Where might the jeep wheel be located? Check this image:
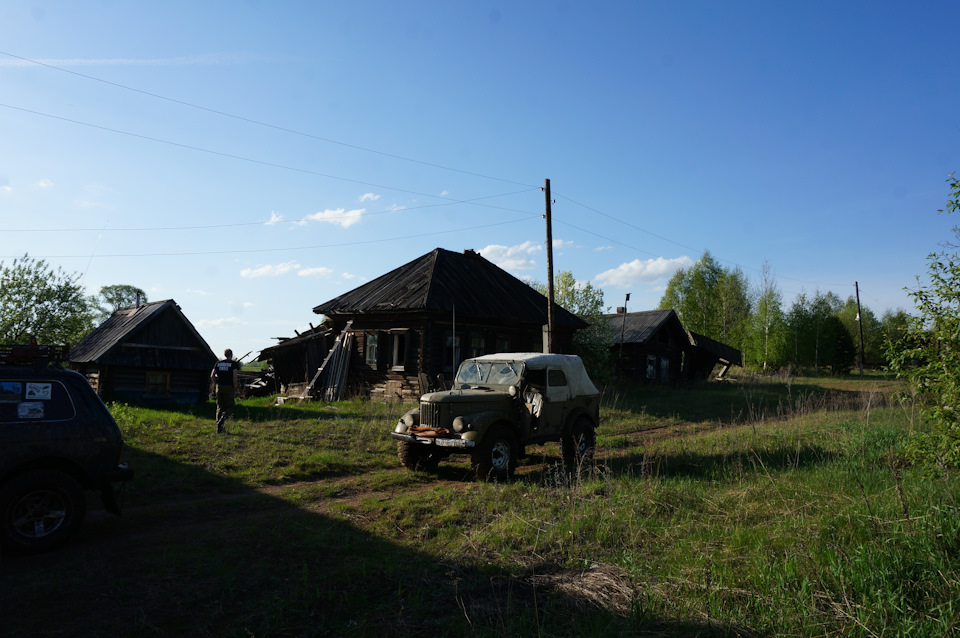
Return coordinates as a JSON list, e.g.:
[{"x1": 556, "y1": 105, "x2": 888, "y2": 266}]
[
  {"x1": 1, "y1": 469, "x2": 86, "y2": 553},
  {"x1": 562, "y1": 416, "x2": 596, "y2": 467},
  {"x1": 397, "y1": 441, "x2": 442, "y2": 471},
  {"x1": 472, "y1": 424, "x2": 517, "y2": 482}
]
